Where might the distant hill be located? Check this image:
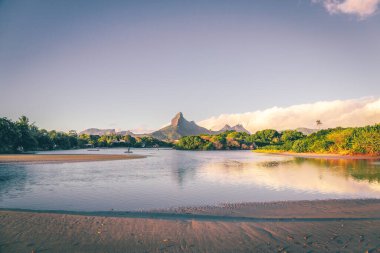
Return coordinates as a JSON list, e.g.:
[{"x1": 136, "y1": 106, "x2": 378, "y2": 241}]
[
  {"x1": 117, "y1": 130, "x2": 136, "y2": 136},
  {"x1": 296, "y1": 127, "x2": 319, "y2": 135},
  {"x1": 79, "y1": 128, "x2": 116, "y2": 136},
  {"x1": 216, "y1": 124, "x2": 250, "y2": 134},
  {"x1": 79, "y1": 128, "x2": 142, "y2": 137},
  {"x1": 151, "y1": 112, "x2": 213, "y2": 141}
]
